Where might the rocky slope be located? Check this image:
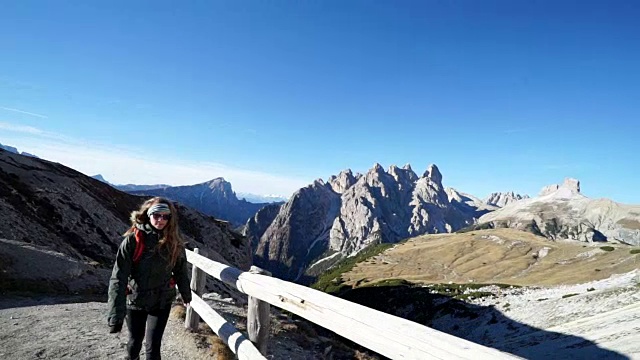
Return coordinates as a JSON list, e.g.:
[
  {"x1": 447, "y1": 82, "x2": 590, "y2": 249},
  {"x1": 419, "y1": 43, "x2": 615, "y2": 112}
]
[
  {"x1": 0, "y1": 148, "x2": 251, "y2": 295},
  {"x1": 477, "y1": 178, "x2": 640, "y2": 246},
  {"x1": 243, "y1": 203, "x2": 282, "y2": 251},
  {"x1": 130, "y1": 178, "x2": 270, "y2": 226},
  {"x1": 335, "y1": 228, "x2": 640, "y2": 358},
  {"x1": 249, "y1": 163, "x2": 487, "y2": 283}
]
